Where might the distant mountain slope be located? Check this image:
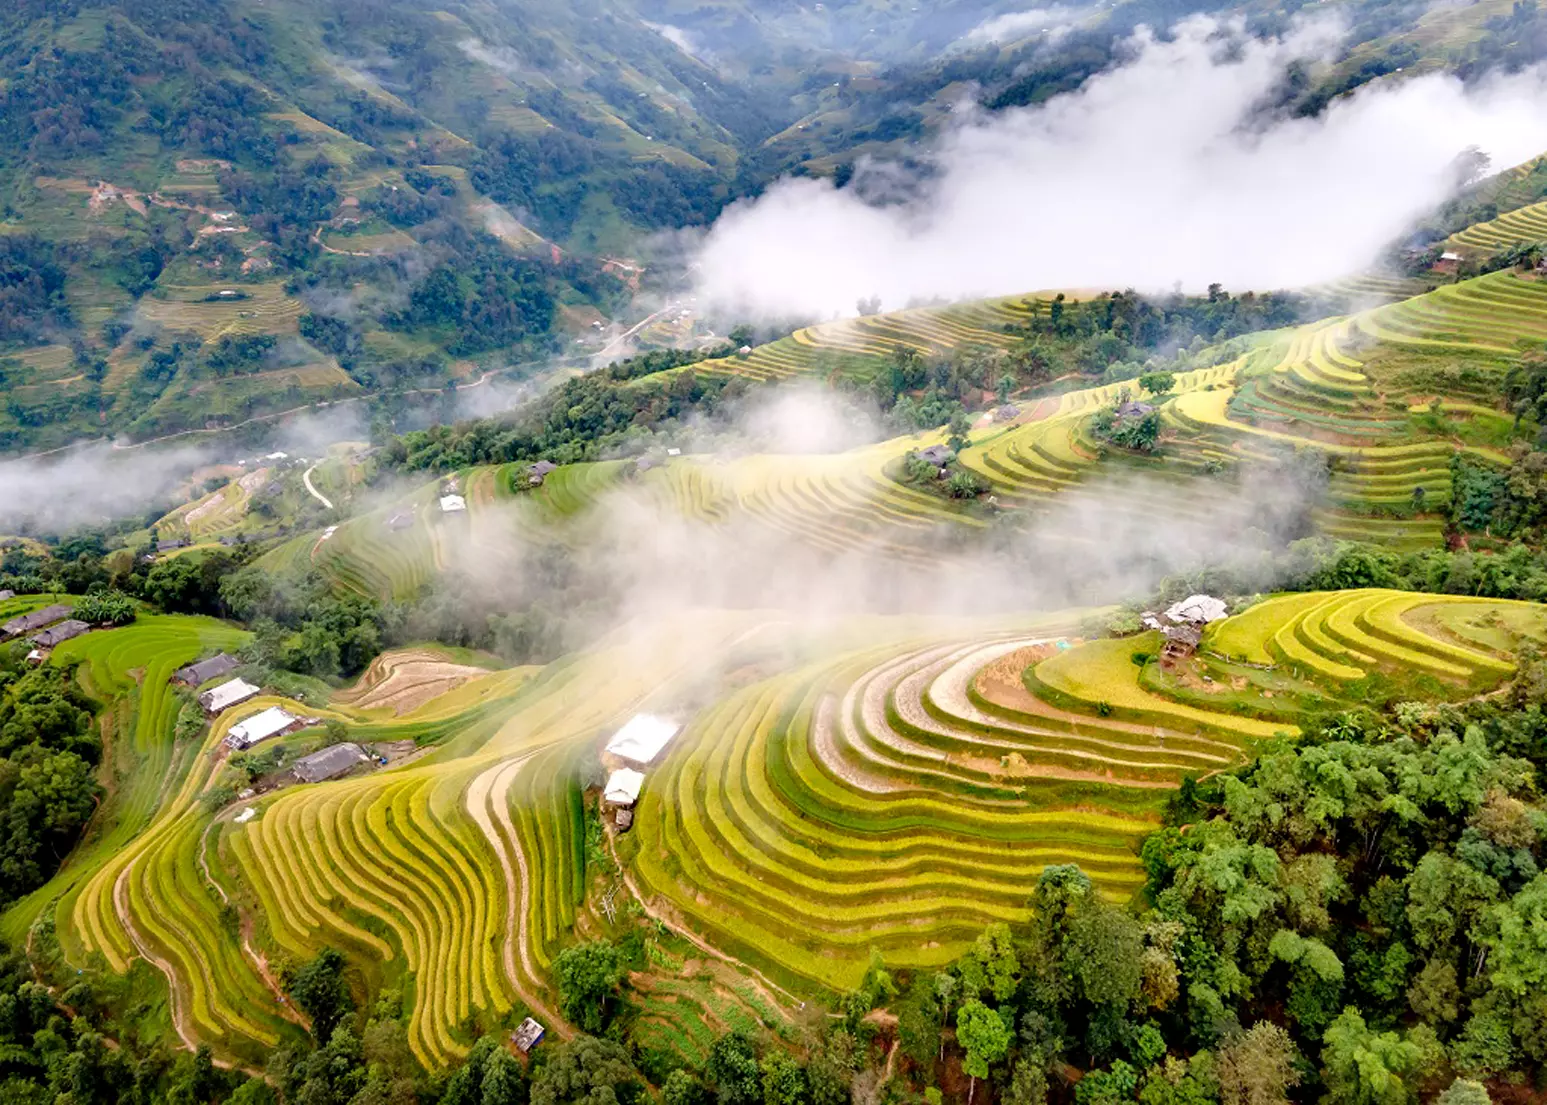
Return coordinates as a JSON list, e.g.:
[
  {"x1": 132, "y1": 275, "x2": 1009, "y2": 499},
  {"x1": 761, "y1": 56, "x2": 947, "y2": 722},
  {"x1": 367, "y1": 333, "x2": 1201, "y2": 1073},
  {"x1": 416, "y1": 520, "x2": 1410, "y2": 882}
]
[{"x1": 0, "y1": 0, "x2": 810, "y2": 451}]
